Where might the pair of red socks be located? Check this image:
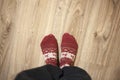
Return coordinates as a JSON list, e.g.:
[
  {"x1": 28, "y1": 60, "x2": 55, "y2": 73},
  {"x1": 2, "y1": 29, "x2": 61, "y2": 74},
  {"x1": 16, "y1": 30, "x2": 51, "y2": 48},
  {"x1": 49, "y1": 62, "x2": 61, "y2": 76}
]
[{"x1": 40, "y1": 33, "x2": 78, "y2": 68}]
